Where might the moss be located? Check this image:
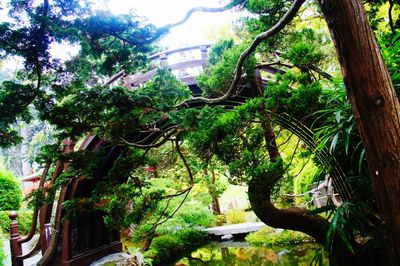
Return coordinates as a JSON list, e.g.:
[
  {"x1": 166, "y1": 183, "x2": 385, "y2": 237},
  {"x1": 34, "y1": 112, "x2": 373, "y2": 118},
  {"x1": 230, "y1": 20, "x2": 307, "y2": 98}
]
[{"x1": 246, "y1": 226, "x2": 313, "y2": 246}]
